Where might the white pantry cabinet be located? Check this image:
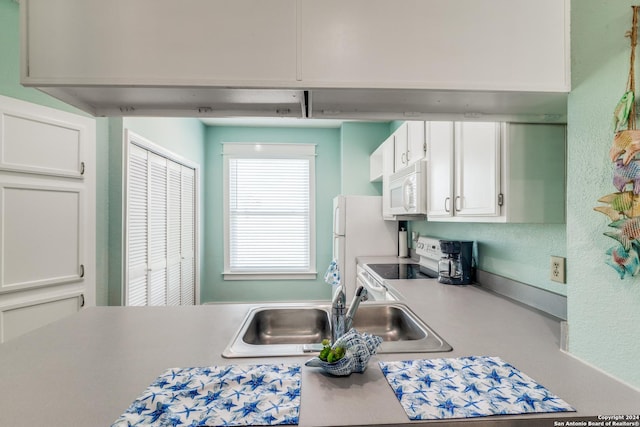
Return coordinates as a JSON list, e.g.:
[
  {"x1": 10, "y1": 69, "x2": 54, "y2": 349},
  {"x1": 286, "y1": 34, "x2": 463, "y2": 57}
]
[
  {"x1": 426, "y1": 122, "x2": 566, "y2": 223},
  {"x1": 0, "y1": 95, "x2": 95, "y2": 342}
]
